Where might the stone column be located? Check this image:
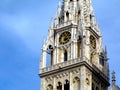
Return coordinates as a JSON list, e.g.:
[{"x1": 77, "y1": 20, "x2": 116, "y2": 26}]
[
  {"x1": 62, "y1": 81, "x2": 64, "y2": 90},
  {"x1": 71, "y1": 28, "x2": 74, "y2": 59},
  {"x1": 53, "y1": 47, "x2": 57, "y2": 65},
  {"x1": 41, "y1": 78, "x2": 46, "y2": 90},
  {"x1": 42, "y1": 50, "x2": 46, "y2": 68},
  {"x1": 40, "y1": 78, "x2": 43, "y2": 90},
  {"x1": 56, "y1": 34, "x2": 59, "y2": 64},
  {"x1": 53, "y1": 77, "x2": 56, "y2": 90},
  {"x1": 73, "y1": 42, "x2": 76, "y2": 59},
  {"x1": 40, "y1": 54, "x2": 43, "y2": 69},
  {"x1": 80, "y1": 66, "x2": 86, "y2": 90},
  {"x1": 70, "y1": 72, "x2": 73, "y2": 90},
  {"x1": 89, "y1": 74, "x2": 92, "y2": 90}
]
